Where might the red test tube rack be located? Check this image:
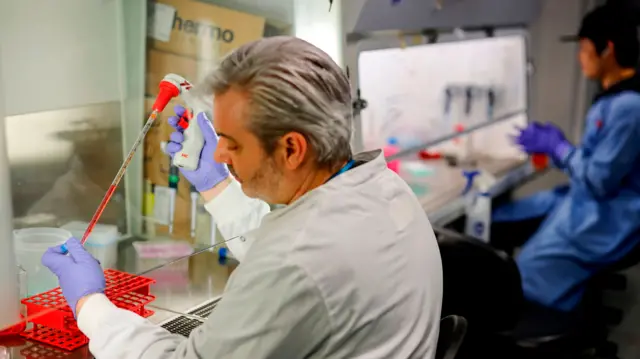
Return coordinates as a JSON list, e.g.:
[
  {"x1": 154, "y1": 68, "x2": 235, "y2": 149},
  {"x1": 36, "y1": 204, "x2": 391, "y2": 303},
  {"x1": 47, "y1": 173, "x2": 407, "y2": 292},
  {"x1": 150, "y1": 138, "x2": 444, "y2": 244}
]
[{"x1": 19, "y1": 269, "x2": 156, "y2": 351}]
